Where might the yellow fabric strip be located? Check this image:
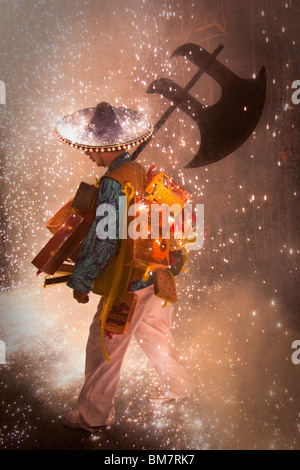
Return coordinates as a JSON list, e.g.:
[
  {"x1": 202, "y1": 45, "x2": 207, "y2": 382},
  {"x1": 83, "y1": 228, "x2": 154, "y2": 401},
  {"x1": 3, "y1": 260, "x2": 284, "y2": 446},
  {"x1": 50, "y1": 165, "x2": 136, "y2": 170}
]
[{"x1": 98, "y1": 182, "x2": 135, "y2": 361}]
